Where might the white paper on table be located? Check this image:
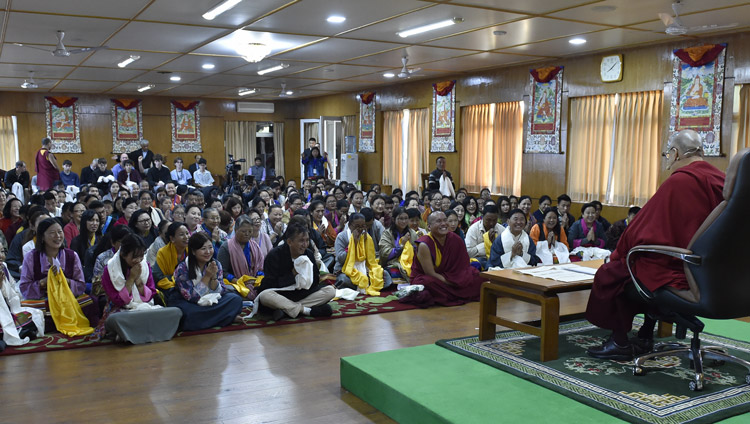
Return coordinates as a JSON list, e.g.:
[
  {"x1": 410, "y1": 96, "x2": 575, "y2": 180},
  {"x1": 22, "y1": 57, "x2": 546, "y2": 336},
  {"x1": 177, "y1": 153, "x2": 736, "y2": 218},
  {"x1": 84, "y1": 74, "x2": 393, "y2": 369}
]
[{"x1": 513, "y1": 265, "x2": 594, "y2": 283}]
